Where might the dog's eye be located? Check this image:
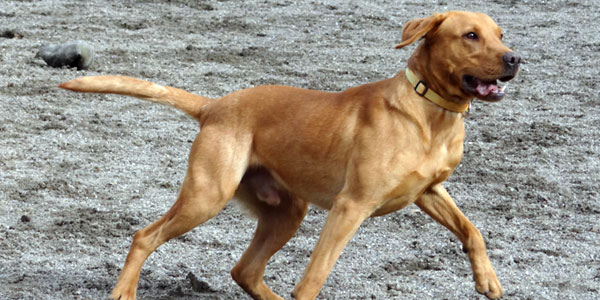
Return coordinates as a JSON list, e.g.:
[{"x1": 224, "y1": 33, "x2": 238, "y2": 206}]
[{"x1": 464, "y1": 32, "x2": 478, "y2": 40}]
